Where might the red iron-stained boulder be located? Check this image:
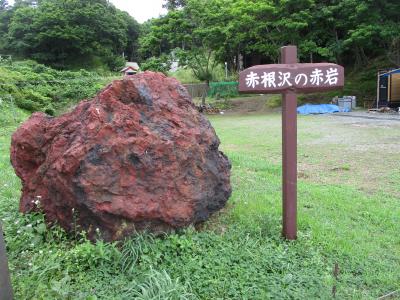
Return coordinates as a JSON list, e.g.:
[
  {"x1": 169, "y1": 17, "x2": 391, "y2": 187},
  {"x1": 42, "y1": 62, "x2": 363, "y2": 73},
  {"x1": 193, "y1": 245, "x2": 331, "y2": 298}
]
[{"x1": 10, "y1": 72, "x2": 231, "y2": 241}]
